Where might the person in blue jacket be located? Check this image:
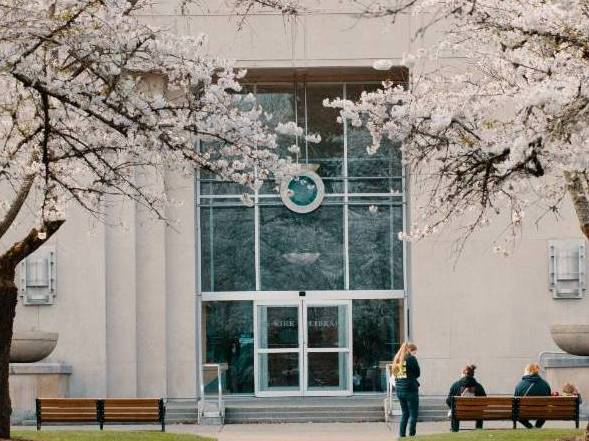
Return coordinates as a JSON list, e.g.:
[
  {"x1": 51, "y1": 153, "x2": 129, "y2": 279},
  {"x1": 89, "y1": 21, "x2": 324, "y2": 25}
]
[
  {"x1": 514, "y1": 363, "x2": 552, "y2": 429},
  {"x1": 391, "y1": 342, "x2": 420, "y2": 437}
]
